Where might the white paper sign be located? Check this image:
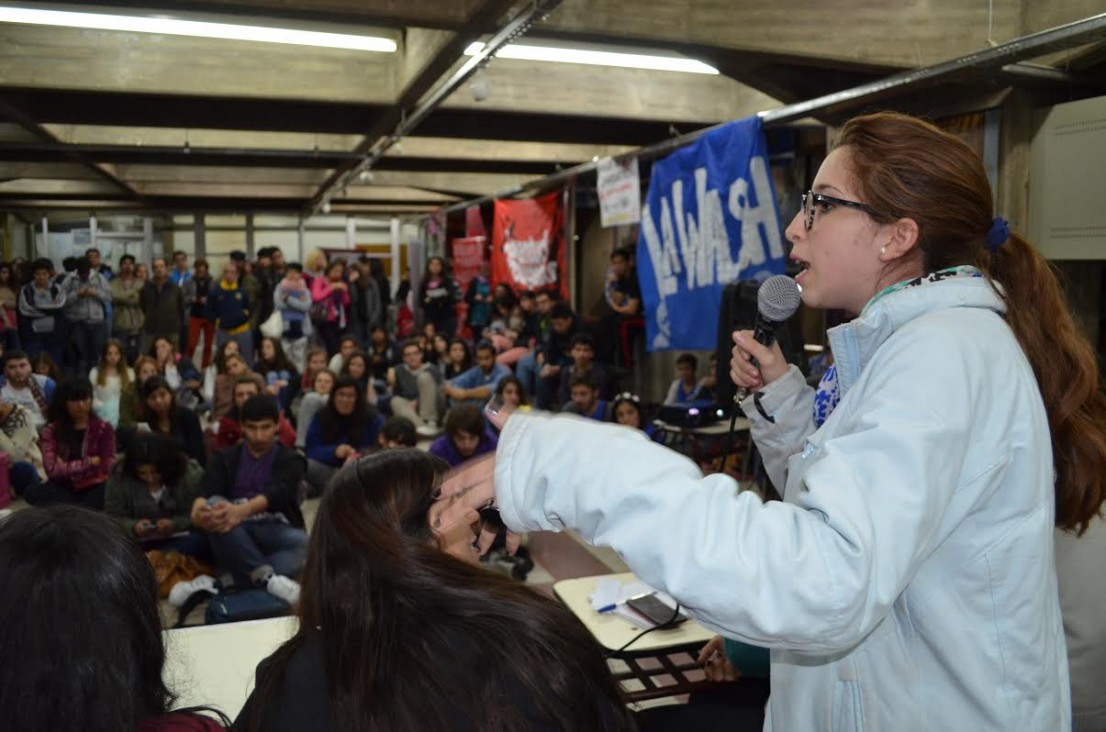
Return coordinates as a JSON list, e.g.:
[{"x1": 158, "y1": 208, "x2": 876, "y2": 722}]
[{"x1": 597, "y1": 156, "x2": 641, "y2": 228}]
